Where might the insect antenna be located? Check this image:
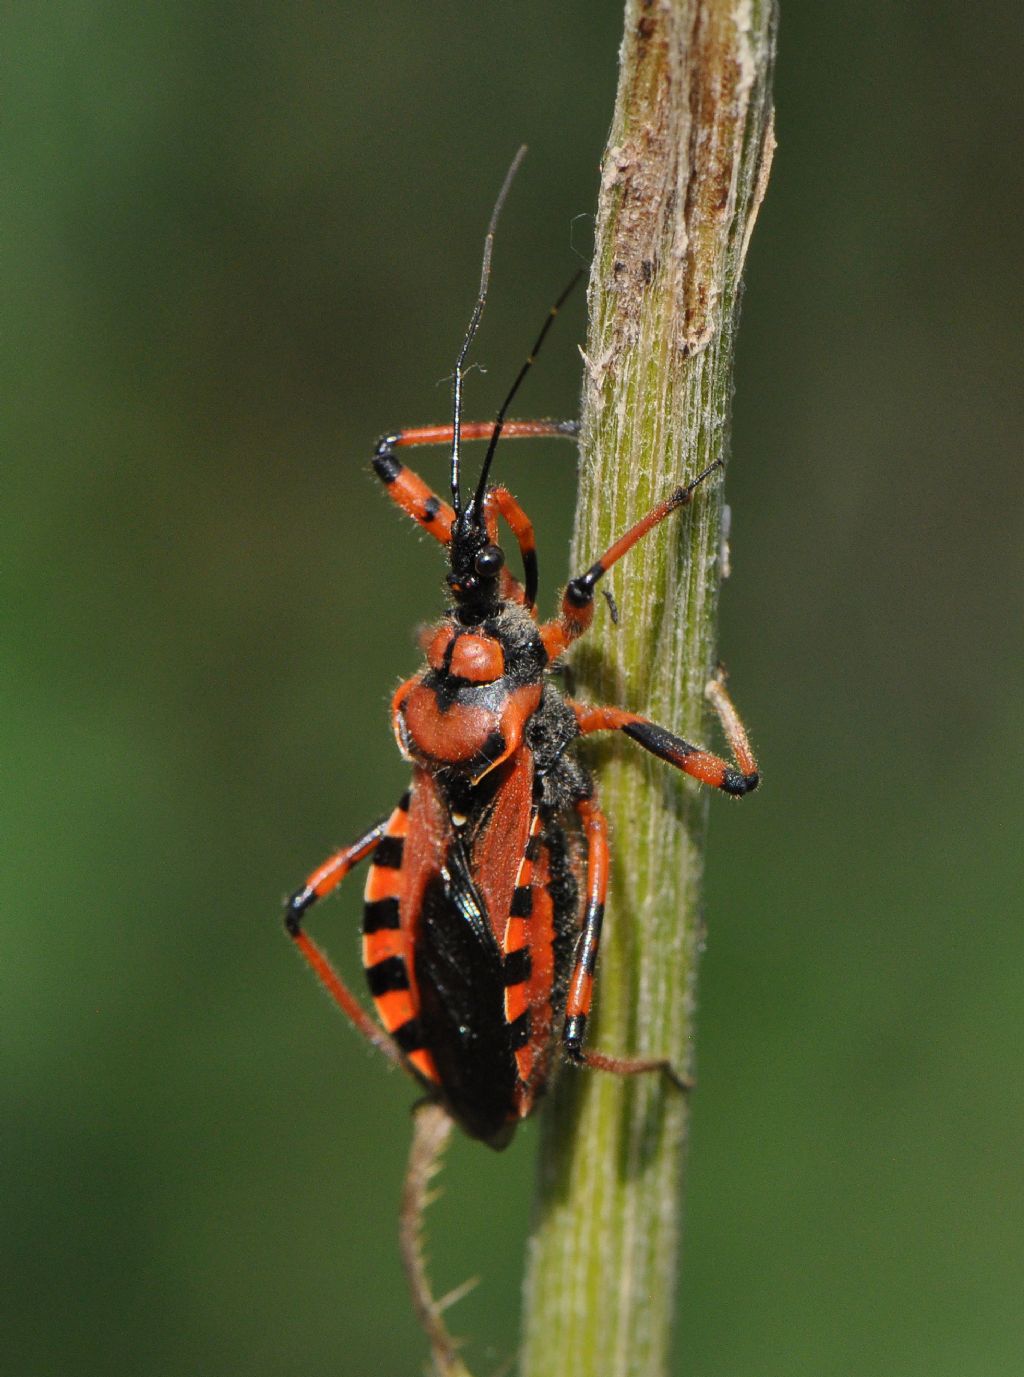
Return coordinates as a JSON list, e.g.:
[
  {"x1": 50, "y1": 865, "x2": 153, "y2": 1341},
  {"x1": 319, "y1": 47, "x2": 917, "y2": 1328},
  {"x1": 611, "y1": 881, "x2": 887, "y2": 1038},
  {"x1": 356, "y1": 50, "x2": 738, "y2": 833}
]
[
  {"x1": 470, "y1": 267, "x2": 585, "y2": 516},
  {"x1": 450, "y1": 145, "x2": 528, "y2": 517}
]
